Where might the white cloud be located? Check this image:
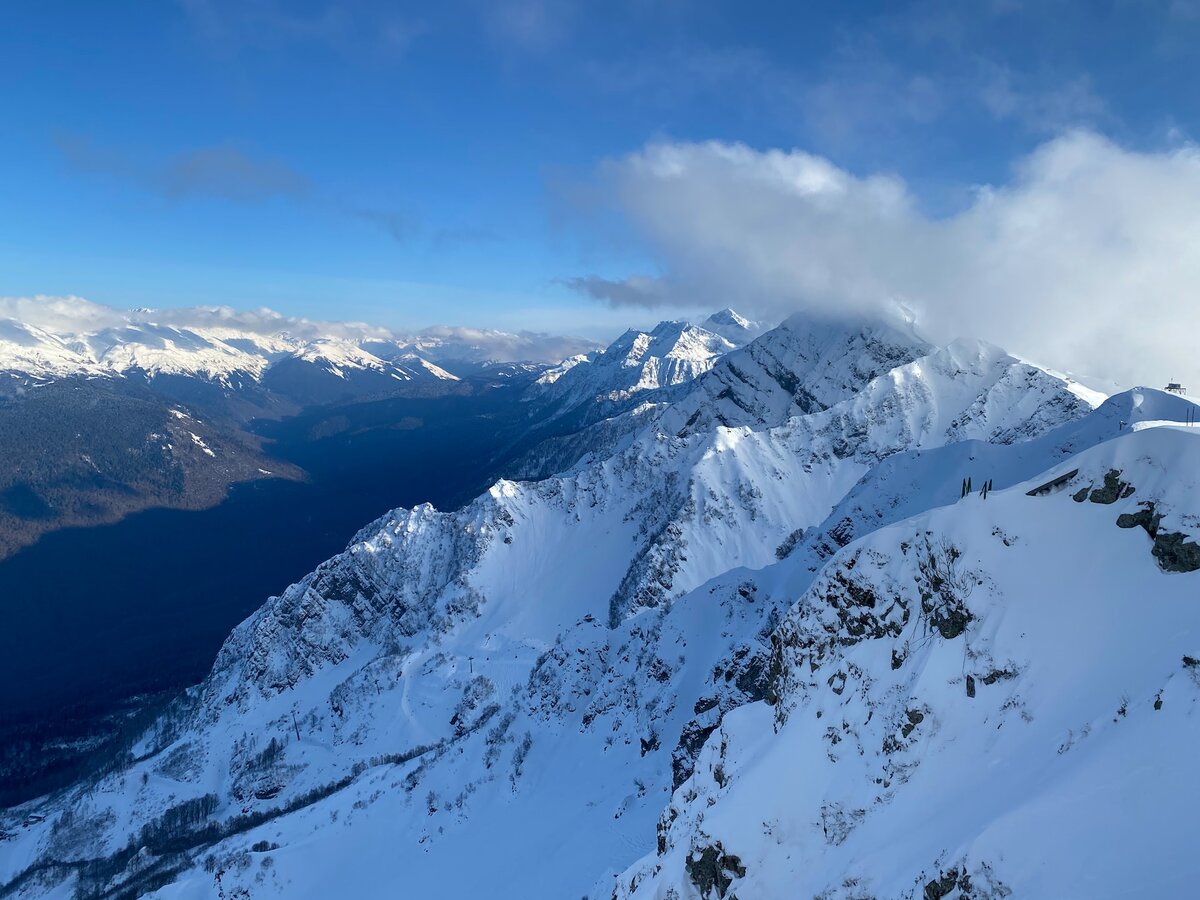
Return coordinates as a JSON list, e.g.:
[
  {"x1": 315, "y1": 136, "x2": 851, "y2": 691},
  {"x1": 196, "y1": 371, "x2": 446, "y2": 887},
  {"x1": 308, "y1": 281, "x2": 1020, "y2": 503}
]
[
  {"x1": 0, "y1": 296, "x2": 128, "y2": 333},
  {"x1": 410, "y1": 324, "x2": 600, "y2": 364},
  {"x1": 0, "y1": 295, "x2": 391, "y2": 341},
  {"x1": 572, "y1": 131, "x2": 1200, "y2": 386}
]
